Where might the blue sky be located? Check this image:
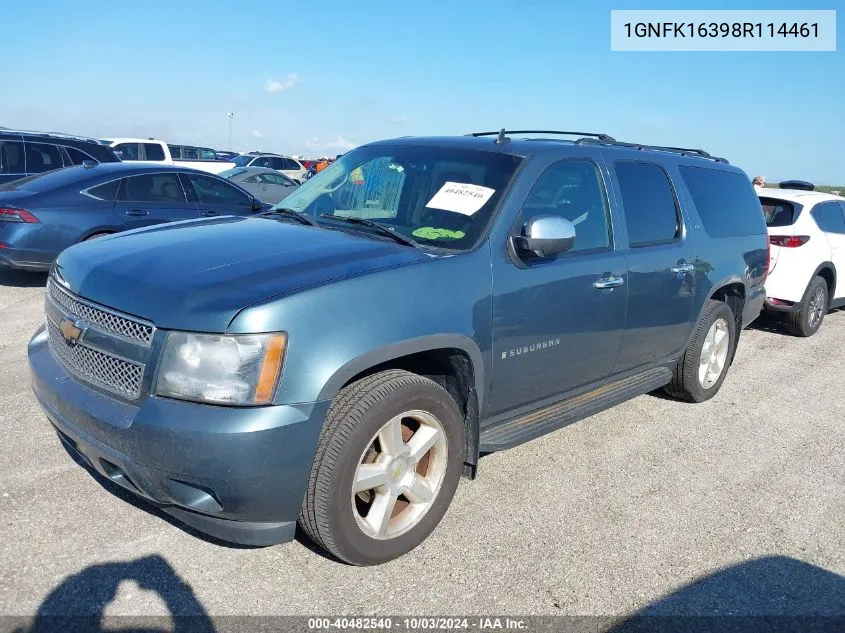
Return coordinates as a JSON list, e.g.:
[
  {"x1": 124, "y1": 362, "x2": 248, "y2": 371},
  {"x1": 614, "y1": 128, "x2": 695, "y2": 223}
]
[{"x1": 2, "y1": 0, "x2": 842, "y2": 182}]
